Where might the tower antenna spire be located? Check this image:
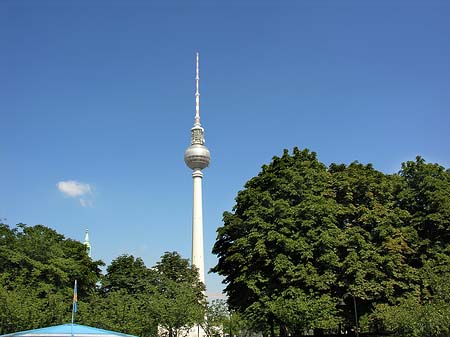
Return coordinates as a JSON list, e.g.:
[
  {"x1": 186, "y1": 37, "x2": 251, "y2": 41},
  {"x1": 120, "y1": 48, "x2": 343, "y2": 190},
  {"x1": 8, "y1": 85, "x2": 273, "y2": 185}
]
[{"x1": 195, "y1": 51, "x2": 200, "y2": 126}]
